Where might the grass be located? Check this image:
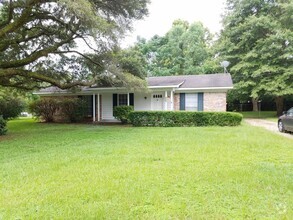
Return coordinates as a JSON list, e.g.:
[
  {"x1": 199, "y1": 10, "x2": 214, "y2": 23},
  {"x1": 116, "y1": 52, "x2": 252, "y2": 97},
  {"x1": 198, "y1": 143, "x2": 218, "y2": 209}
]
[
  {"x1": 240, "y1": 111, "x2": 278, "y2": 122},
  {"x1": 1, "y1": 118, "x2": 292, "y2": 219}
]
